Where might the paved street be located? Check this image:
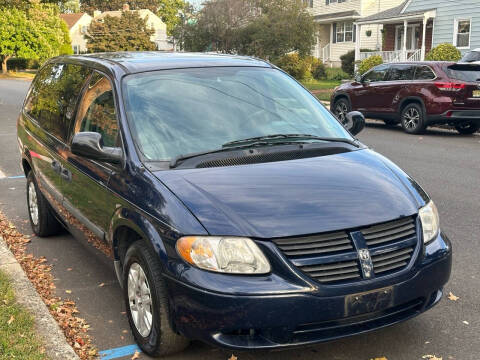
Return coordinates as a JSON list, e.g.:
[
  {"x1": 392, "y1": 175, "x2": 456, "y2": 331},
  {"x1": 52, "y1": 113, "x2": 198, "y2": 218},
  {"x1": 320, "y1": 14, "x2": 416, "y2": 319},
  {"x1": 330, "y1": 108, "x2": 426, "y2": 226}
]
[{"x1": 0, "y1": 78, "x2": 479, "y2": 360}]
